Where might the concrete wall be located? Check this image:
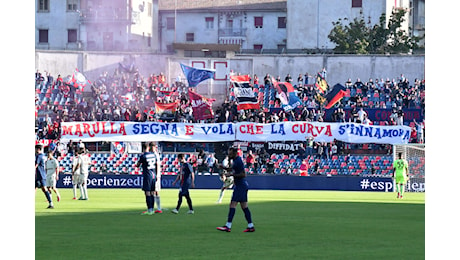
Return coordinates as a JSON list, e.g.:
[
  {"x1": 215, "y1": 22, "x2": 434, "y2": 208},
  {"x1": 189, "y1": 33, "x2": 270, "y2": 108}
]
[
  {"x1": 35, "y1": 51, "x2": 169, "y2": 82},
  {"x1": 36, "y1": 51, "x2": 424, "y2": 106}
]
